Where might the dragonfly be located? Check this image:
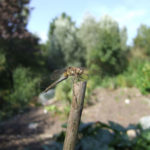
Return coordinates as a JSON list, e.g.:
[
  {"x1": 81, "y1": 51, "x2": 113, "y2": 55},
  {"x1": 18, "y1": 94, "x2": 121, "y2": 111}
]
[{"x1": 44, "y1": 67, "x2": 88, "y2": 92}]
